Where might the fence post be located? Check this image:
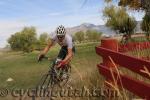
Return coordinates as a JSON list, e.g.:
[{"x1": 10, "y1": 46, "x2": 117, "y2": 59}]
[
  {"x1": 99, "y1": 38, "x2": 119, "y2": 99},
  {"x1": 101, "y1": 38, "x2": 118, "y2": 68}
]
